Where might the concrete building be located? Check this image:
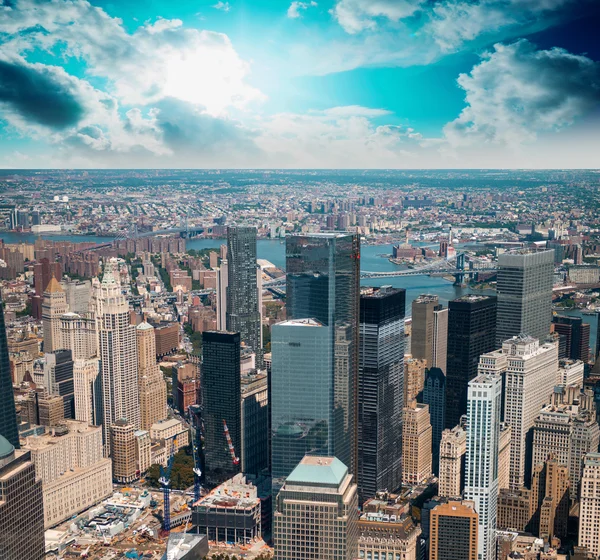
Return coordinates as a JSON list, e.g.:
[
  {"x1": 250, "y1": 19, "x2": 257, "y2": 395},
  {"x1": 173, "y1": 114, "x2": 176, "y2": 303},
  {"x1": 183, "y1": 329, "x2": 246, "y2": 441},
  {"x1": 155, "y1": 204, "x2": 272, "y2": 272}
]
[
  {"x1": 404, "y1": 357, "x2": 426, "y2": 407},
  {"x1": 110, "y1": 419, "x2": 137, "y2": 483},
  {"x1": 532, "y1": 385, "x2": 599, "y2": 499},
  {"x1": 429, "y1": 500, "x2": 478, "y2": 560},
  {"x1": 497, "y1": 488, "x2": 532, "y2": 532},
  {"x1": 402, "y1": 401, "x2": 432, "y2": 485},
  {"x1": 172, "y1": 361, "x2": 199, "y2": 415},
  {"x1": 23, "y1": 421, "x2": 112, "y2": 528},
  {"x1": 358, "y1": 509, "x2": 421, "y2": 560},
  {"x1": 273, "y1": 456, "x2": 359, "y2": 560},
  {"x1": 433, "y1": 305, "x2": 448, "y2": 372},
  {"x1": 153, "y1": 322, "x2": 180, "y2": 357},
  {"x1": 530, "y1": 459, "x2": 569, "y2": 541},
  {"x1": 358, "y1": 286, "x2": 405, "y2": 499},
  {"x1": 496, "y1": 249, "x2": 554, "y2": 347},
  {"x1": 135, "y1": 430, "x2": 152, "y2": 475},
  {"x1": 0, "y1": 435, "x2": 45, "y2": 560},
  {"x1": 60, "y1": 278, "x2": 91, "y2": 314},
  {"x1": 150, "y1": 418, "x2": 189, "y2": 454},
  {"x1": 503, "y1": 335, "x2": 558, "y2": 488},
  {"x1": 42, "y1": 276, "x2": 68, "y2": 353},
  {"x1": 38, "y1": 393, "x2": 65, "y2": 427},
  {"x1": 94, "y1": 264, "x2": 140, "y2": 453},
  {"x1": 498, "y1": 423, "x2": 512, "y2": 491},
  {"x1": 465, "y1": 373, "x2": 502, "y2": 560},
  {"x1": 136, "y1": 322, "x2": 167, "y2": 430},
  {"x1": 438, "y1": 425, "x2": 466, "y2": 498},
  {"x1": 557, "y1": 358, "x2": 585, "y2": 386},
  {"x1": 60, "y1": 311, "x2": 97, "y2": 361},
  {"x1": 73, "y1": 357, "x2": 101, "y2": 425},
  {"x1": 192, "y1": 473, "x2": 261, "y2": 544},
  {"x1": 411, "y1": 294, "x2": 440, "y2": 367},
  {"x1": 579, "y1": 453, "x2": 600, "y2": 557}
]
